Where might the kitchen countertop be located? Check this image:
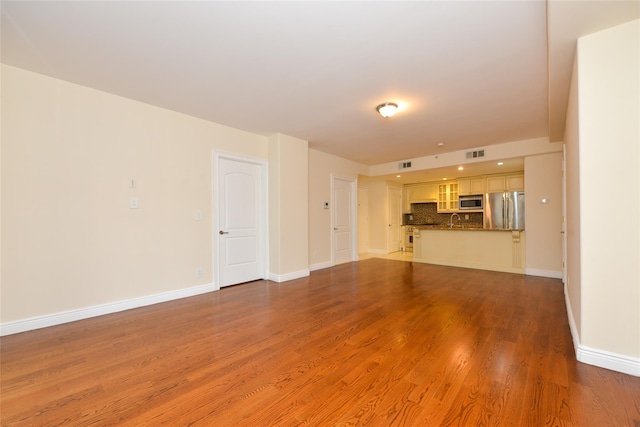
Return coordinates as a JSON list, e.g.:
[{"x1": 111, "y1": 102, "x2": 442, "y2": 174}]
[{"x1": 412, "y1": 225, "x2": 524, "y2": 231}]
